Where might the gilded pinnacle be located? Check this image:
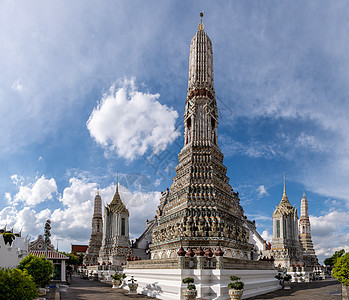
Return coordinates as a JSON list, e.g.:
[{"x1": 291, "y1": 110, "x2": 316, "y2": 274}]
[{"x1": 198, "y1": 12, "x2": 204, "y2": 30}]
